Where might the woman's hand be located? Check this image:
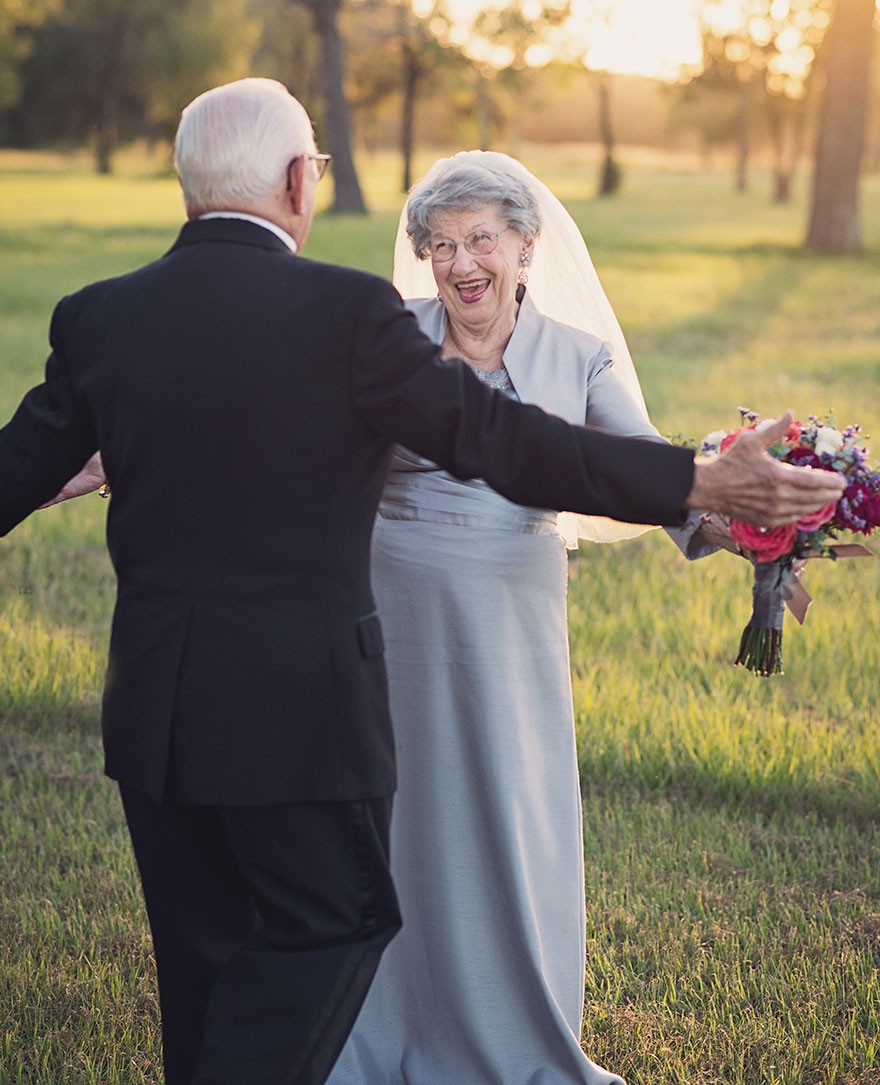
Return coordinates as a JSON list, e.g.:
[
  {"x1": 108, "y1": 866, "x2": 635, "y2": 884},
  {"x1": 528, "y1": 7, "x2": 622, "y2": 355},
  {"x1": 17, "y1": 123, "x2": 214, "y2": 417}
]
[{"x1": 39, "y1": 452, "x2": 107, "y2": 508}]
